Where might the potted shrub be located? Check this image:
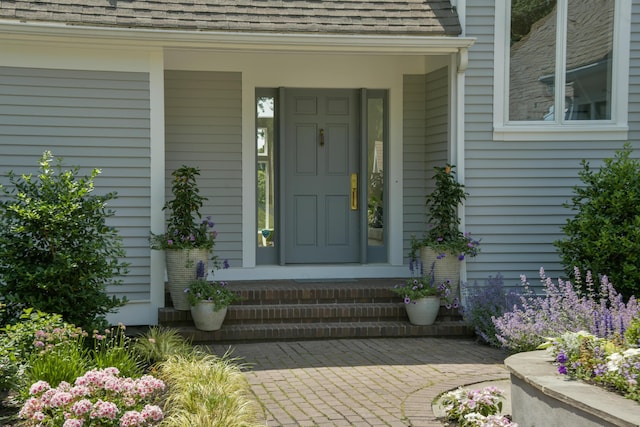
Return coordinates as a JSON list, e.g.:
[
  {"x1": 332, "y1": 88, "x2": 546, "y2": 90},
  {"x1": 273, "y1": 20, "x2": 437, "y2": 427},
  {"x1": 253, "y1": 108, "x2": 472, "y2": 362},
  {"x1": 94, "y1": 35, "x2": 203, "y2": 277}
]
[
  {"x1": 410, "y1": 164, "x2": 480, "y2": 294},
  {"x1": 186, "y1": 261, "x2": 240, "y2": 331},
  {"x1": 391, "y1": 261, "x2": 458, "y2": 326},
  {"x1": 150, "y1": 165, "x2": 217, "y2": 310}
]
